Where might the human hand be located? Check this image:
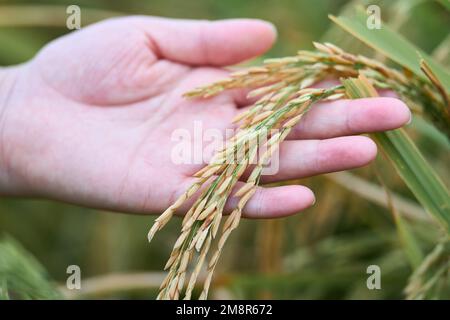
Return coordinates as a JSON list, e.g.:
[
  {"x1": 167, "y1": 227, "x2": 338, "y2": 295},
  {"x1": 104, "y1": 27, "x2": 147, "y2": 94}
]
[{"x1": 0, "y1": 16, "x2": 411, "y2": 218}]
